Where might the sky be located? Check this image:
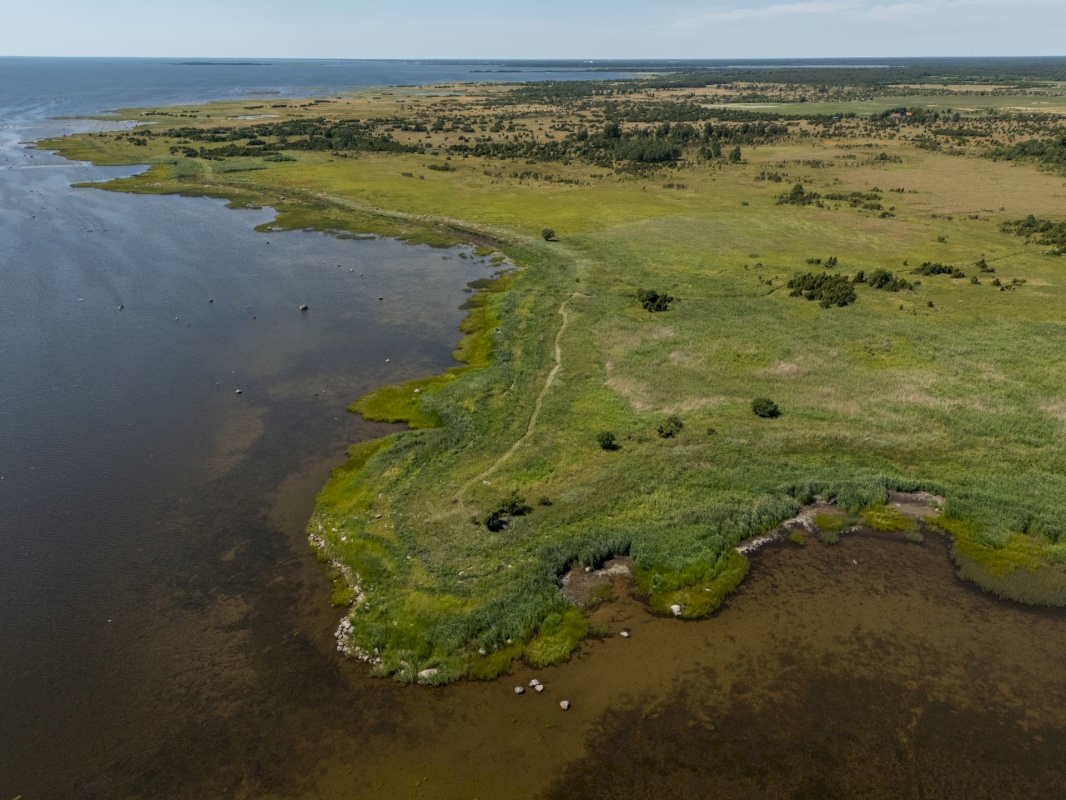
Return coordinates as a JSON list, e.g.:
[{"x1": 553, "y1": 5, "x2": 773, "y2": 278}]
[{"x1": 1, "y1": 0, "x2": 1063, "y2": 59}]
